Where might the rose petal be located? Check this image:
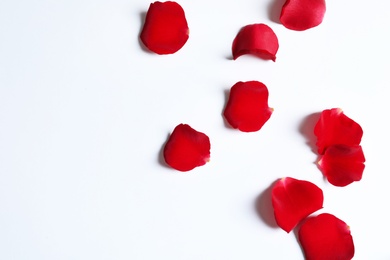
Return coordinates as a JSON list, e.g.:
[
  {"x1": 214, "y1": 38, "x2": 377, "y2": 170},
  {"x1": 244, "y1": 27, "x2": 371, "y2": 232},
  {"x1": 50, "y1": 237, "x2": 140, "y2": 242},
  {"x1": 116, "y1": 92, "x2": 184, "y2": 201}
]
[
  {"x1": 271, "y1": 177, "x2": 324, "y2": 233},
  {"x1": 318, "y1": 144, "x2": 365, "y2": 187},
  {"x1": 232, "y1": 24, "x2": 279, "y2": 61},
  {"x1": 140, "y1": 1, "x2": 189, "y2": 55},
  {"x1": 280, "y1": 0, "x2": 326, "y2": 31},
  {"x1": 223, "y1": 81, "x2": 273, "y2": 132},
  {"x1": 163, "y1": 124, "x2": 210, "y2": 172},
  {"x1": 299, "y1": 213, "x2": 355, "y2": 260},
  {"x1": 314, "y1": 108, "x2": 363, "y2": 155}
]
